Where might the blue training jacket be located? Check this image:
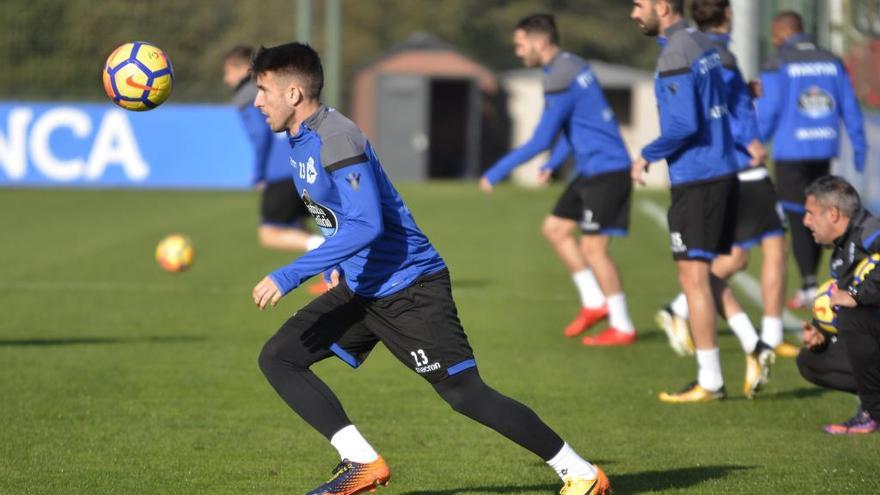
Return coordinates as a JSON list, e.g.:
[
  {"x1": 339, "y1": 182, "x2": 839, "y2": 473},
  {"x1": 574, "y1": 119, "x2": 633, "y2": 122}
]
[
  {"x1": 756, "y1": 34, "x2": 867, "y2": 171},
  {"x1": 233, "y1": 79, "x2": 294, "y2": 184},
  {"x1": 641, "y1": 21, "x2": 738, "y2": 186},
  {"x1": 483, "y1": 51, "x2": 630, "y2": 184},
  {"x1": 708, "y1": 33, "x2": 760, "y2": 170},
  {"x1": 268, "y1": 105, "x2": 447, "y2": 298}
]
